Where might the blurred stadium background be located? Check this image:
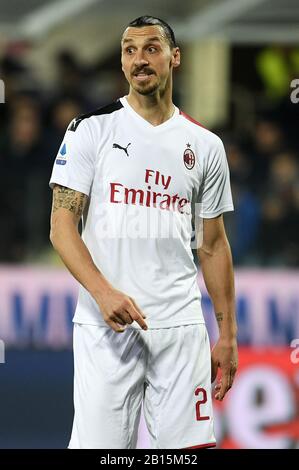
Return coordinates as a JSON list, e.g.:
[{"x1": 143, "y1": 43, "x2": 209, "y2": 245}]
[{"x1": 0, "y1": 0, "x2": 298, "y2": 449}]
